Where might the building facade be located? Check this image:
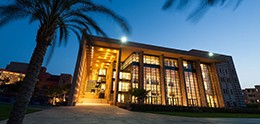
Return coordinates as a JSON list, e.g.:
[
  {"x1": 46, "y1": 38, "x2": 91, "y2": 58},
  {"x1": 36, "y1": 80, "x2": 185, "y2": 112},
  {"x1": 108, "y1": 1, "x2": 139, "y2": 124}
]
[
  {"x1": 242, "y1": 85, "x2": 260, "y2": 104},
  {"x1": 68, "y1": 36, "x2": 245, "y2": 108},
  {"x1": 1, "y1": 62, "x2": 72, "y2": 91}
]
